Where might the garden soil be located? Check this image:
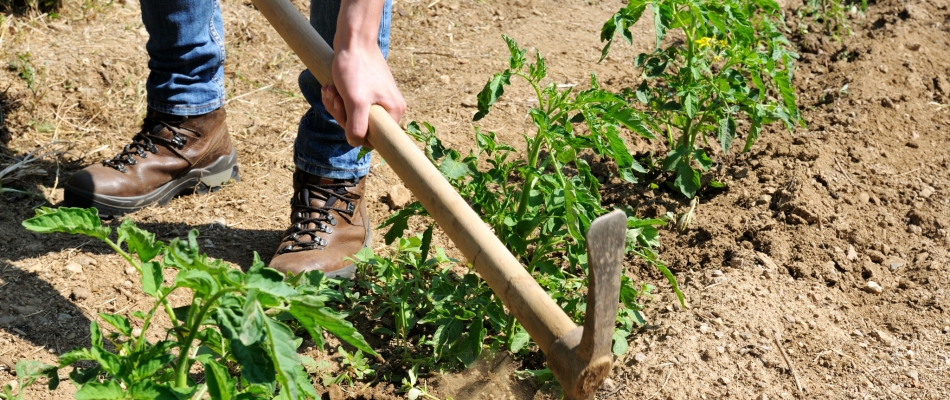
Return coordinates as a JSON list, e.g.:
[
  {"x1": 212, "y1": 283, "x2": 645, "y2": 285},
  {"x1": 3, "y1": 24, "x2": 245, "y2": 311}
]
[{"x1": 1, "y1": 0, "x2": 949, "y2": 398}]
